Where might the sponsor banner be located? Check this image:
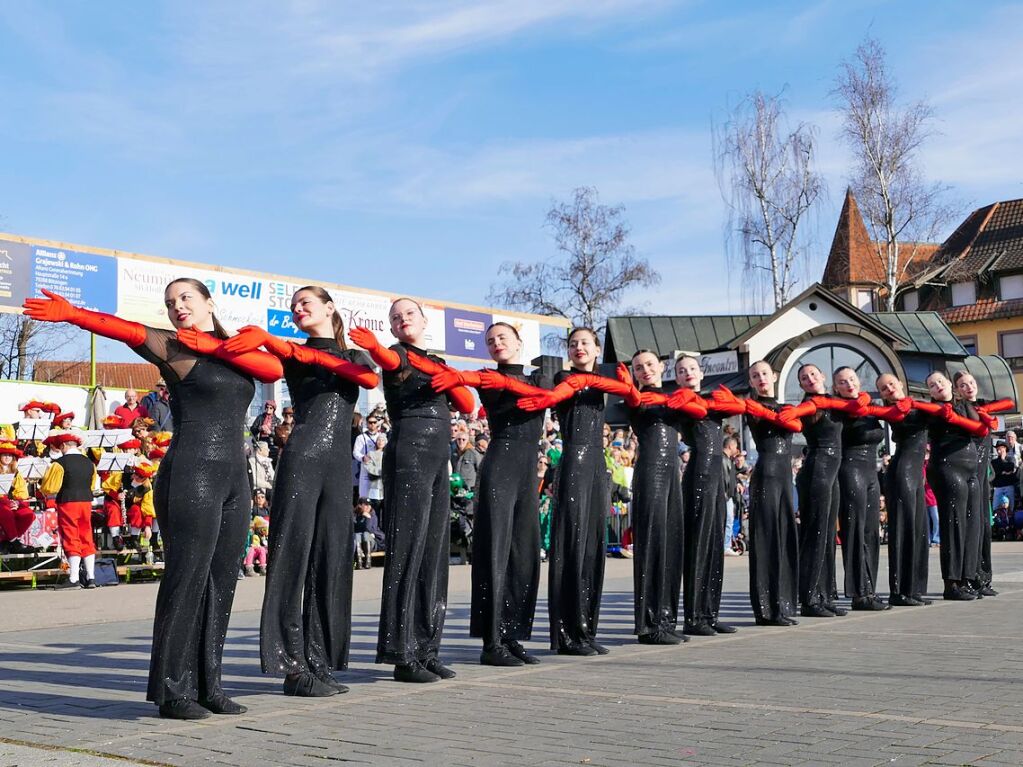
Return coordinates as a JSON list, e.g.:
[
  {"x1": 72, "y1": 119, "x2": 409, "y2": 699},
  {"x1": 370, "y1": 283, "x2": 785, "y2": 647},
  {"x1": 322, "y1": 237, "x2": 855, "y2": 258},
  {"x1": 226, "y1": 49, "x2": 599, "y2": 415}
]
[
  {"x1": 266, "y1": 308, "x2": 307, "y2": 339},
  {"x1": 422, "y1": 303, "x2": 446, "y2": 355},
  {"x1": 492, "y1": 313, "x2": 542, "y2": 363},
  {"x1": 0, "y1": 239, "x2": 33, "y2": 307},
  {"x1": 30, "y1": 244, "x2": 117, "y2": 313},
  {"x1": 445, "y1": 307, "x2": 491, "y2": 360}
]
